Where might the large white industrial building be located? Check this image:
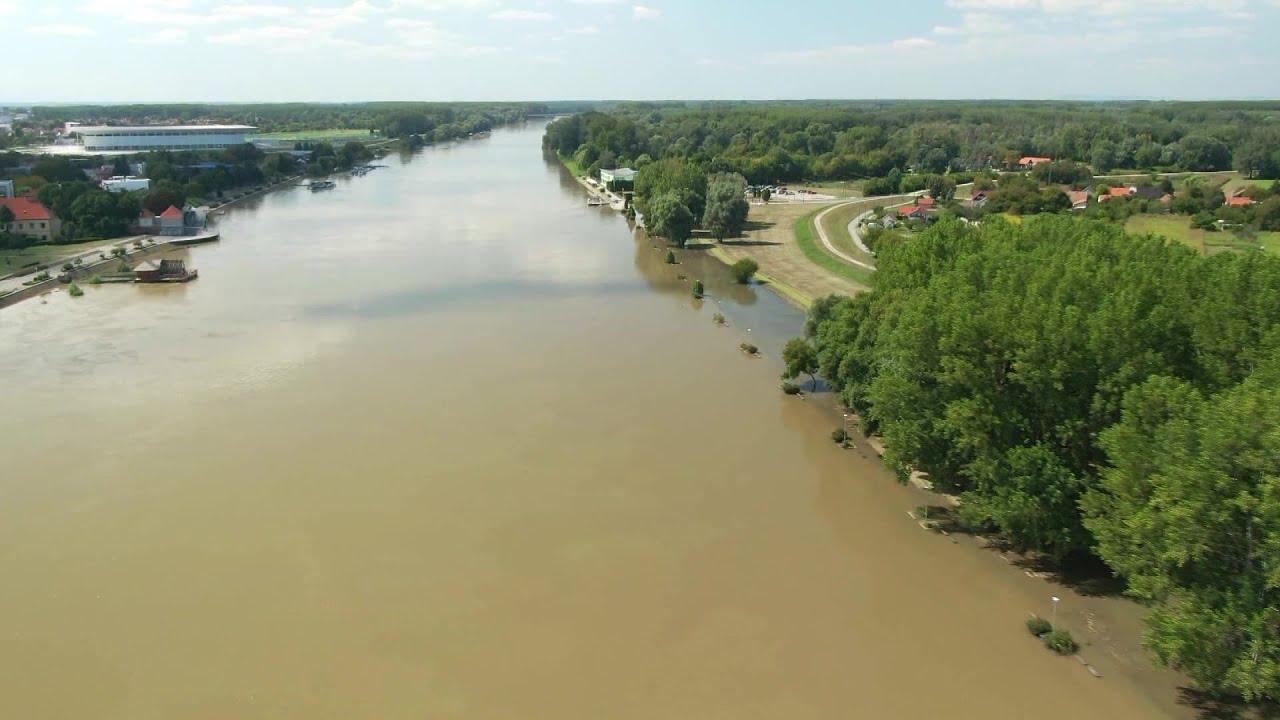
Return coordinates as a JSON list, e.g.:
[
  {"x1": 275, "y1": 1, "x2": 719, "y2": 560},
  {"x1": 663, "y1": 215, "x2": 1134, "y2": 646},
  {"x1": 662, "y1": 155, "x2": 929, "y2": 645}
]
[{"x1": 74, "y1": 125, "x2": 255, "y2": 152}]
